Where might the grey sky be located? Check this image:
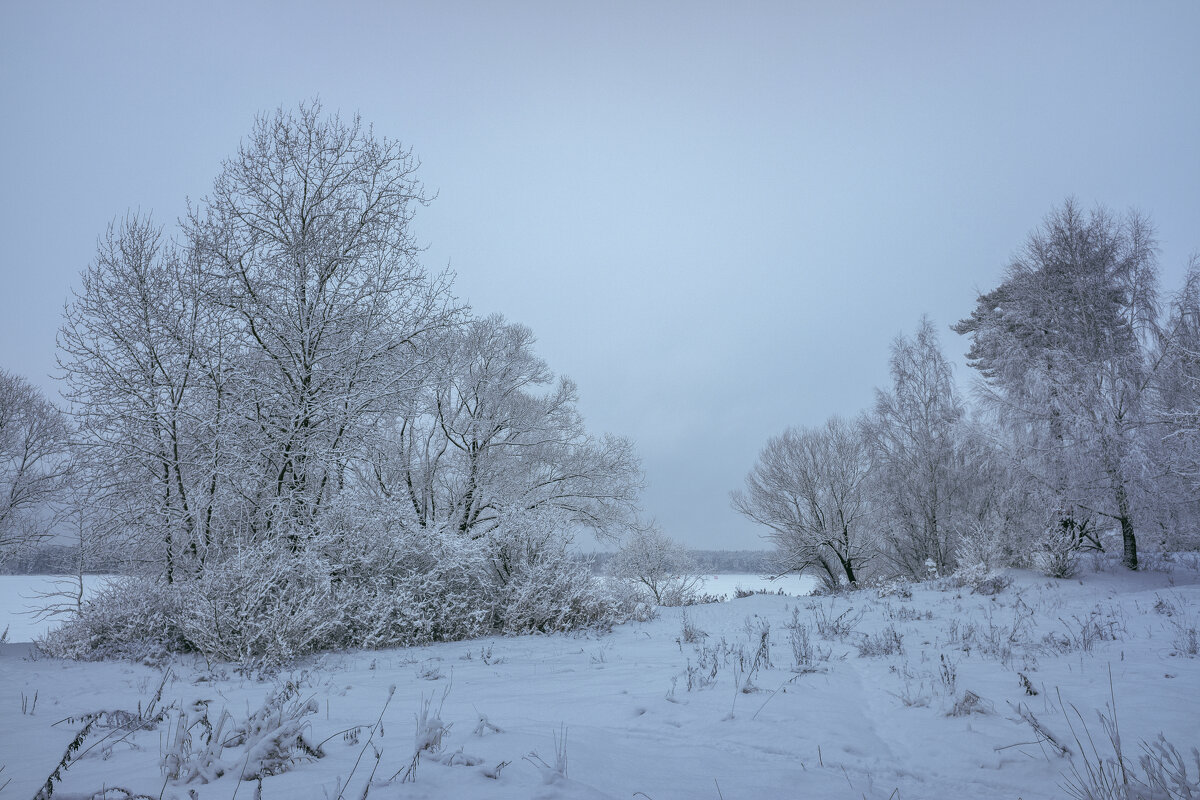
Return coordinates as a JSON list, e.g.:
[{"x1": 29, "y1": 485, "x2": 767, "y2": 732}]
[{"x1": 2, "y1": 1, "x2": 1198, "y2": 549}]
